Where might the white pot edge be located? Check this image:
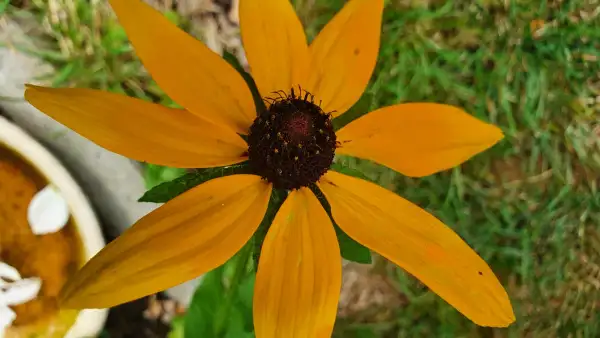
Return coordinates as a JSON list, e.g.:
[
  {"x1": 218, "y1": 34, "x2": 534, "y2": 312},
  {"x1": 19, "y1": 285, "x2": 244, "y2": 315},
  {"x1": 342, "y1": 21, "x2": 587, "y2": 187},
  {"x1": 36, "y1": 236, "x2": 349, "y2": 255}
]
[{"x1": 0, "y1": 116, "x2": 108, "y2": 337}]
